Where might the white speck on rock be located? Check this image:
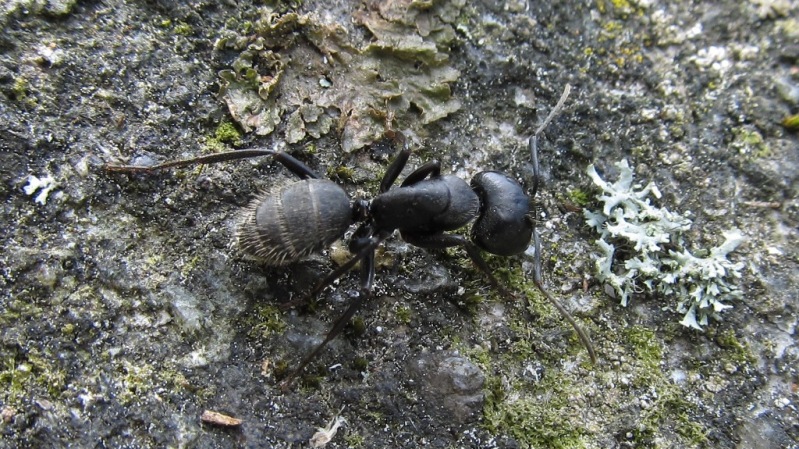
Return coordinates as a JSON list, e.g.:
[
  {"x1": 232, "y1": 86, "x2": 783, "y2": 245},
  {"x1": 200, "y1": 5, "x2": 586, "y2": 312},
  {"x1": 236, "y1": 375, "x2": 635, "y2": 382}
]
[{"x1": 23, "y1": 174, "x2": 59, "y2": 205}]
